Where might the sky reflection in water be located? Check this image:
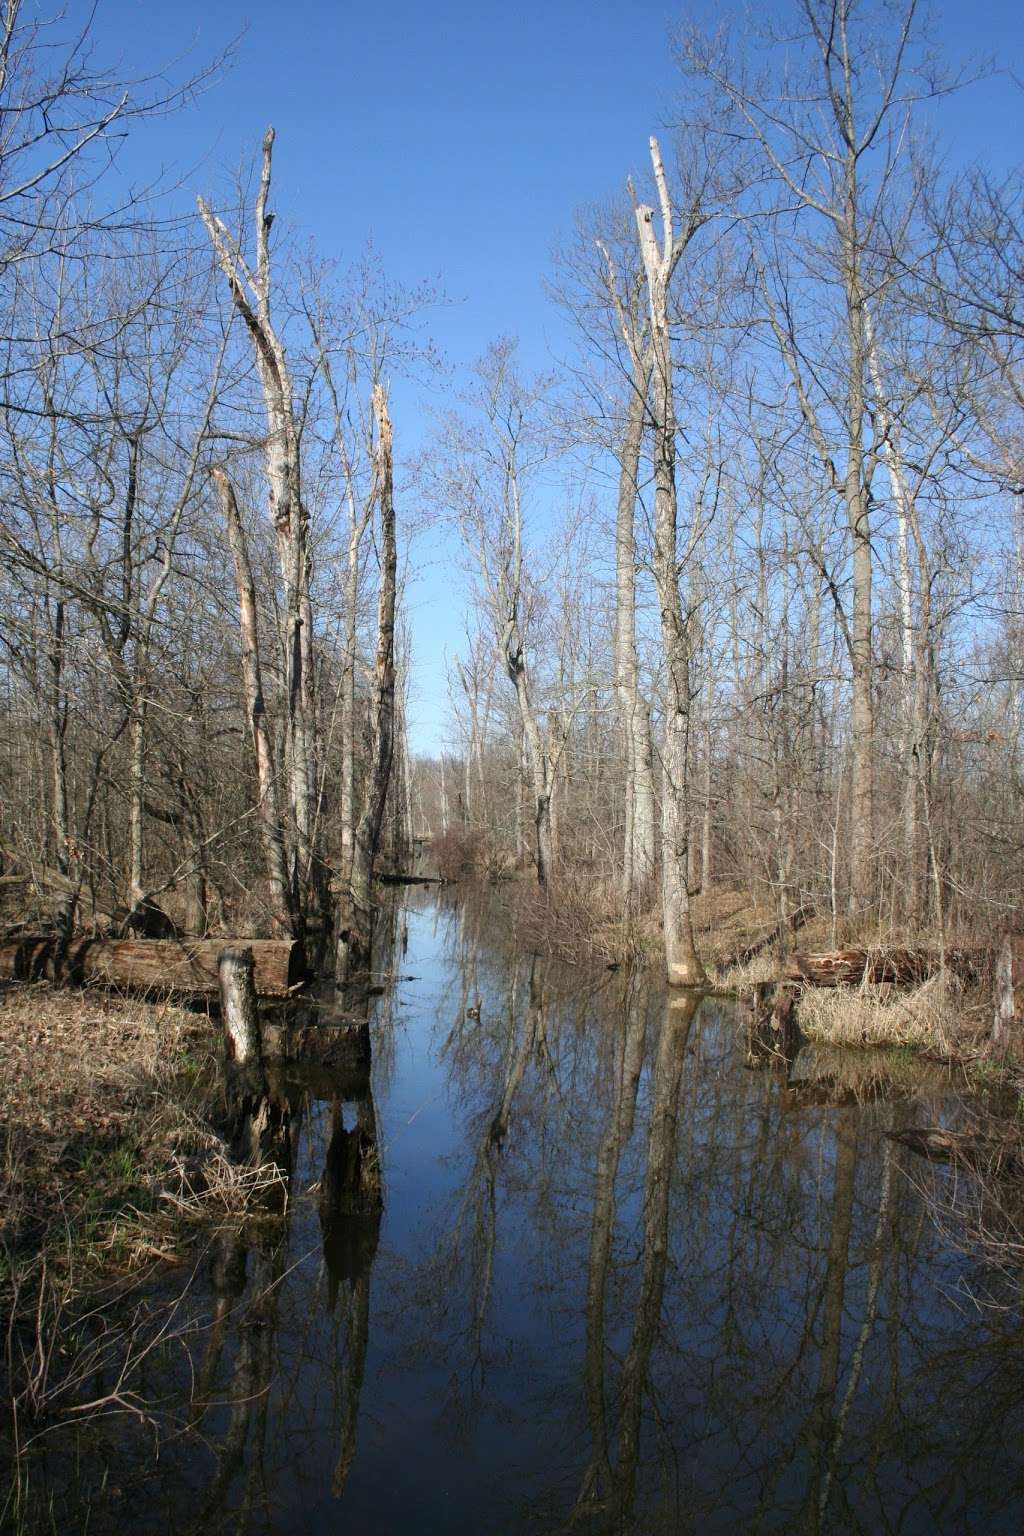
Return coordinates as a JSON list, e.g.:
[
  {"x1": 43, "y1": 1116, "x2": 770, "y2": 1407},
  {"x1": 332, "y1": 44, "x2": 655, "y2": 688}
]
[{"x1": 51, "y1": 889, "x2": 1024, "y2": 1533}]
